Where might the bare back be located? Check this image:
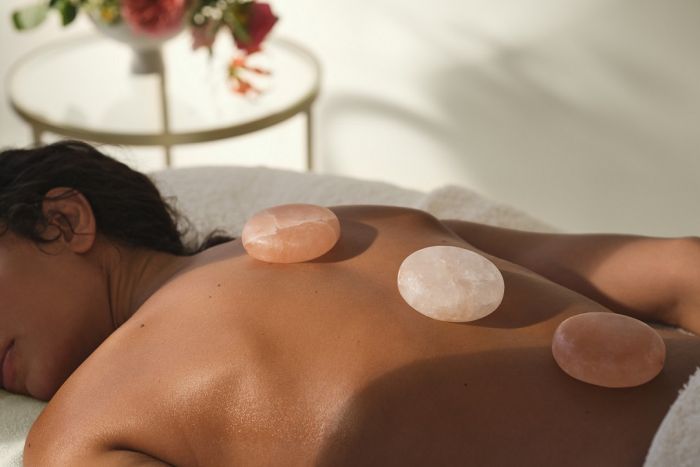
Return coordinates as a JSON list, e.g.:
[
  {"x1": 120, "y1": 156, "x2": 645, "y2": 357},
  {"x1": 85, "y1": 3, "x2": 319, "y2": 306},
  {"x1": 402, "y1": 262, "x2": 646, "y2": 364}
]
[{"x1": 26, "y1": 206, "x2": 700, "y2": 466}]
